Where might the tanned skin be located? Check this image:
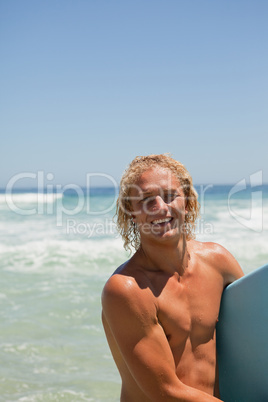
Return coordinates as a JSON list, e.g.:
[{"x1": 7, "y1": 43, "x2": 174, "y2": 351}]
[{"x1": 102, "y1": 167, "x2": 244, "y2": 401}]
